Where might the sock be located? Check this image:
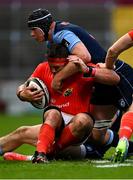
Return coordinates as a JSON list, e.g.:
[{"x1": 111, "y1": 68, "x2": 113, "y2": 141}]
[
  {"x1": 80, "y1": 144, "x2": 87, "y2": 158},
  {"x1": 119, "y1": 112, "x2": 133, "y2": 139},
  {"x1": 55, "y1": 126, "x2": 79, "y2": 150},
  {"x1": 27, "y1": 155, "x2": 33, "y2": 161},
  {"x1": 97, "y1": 131, "x2": 119, "y2": 156},
  {"x1": 110, "y1": 109, "x2": 122, "y2": 132},
  {"x1": 105, "y1": 129, "x2": 114, "y2": 146},
  {"x1": 37, "y1": 123, "x2": 55, "y2": 154},
  {"x1": 110, "y1": 131, "x2": 119, "y2": 147}
]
